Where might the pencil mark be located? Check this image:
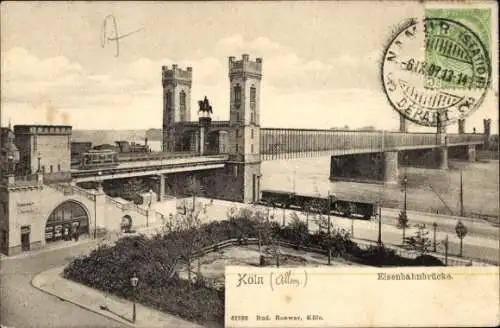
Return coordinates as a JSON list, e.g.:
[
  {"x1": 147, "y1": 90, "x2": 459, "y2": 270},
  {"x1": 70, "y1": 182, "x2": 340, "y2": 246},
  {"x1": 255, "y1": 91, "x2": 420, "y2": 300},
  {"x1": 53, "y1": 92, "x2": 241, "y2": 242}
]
[{"x1": 101, "y1": 15, "x2": 144, "y2": 57}]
